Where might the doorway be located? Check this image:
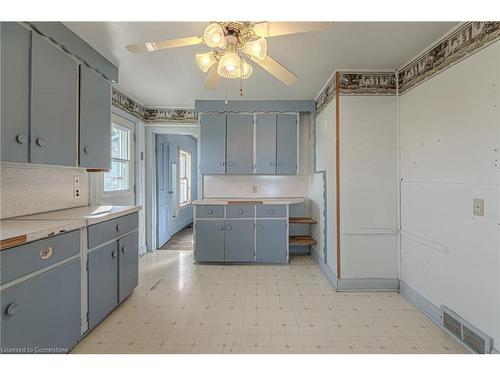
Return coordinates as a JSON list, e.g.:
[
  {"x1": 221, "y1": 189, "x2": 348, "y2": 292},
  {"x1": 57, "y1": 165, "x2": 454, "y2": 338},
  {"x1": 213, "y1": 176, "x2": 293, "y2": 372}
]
[{"x1": 156, "y1": 134, "x2": 172, "y2": 248}]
